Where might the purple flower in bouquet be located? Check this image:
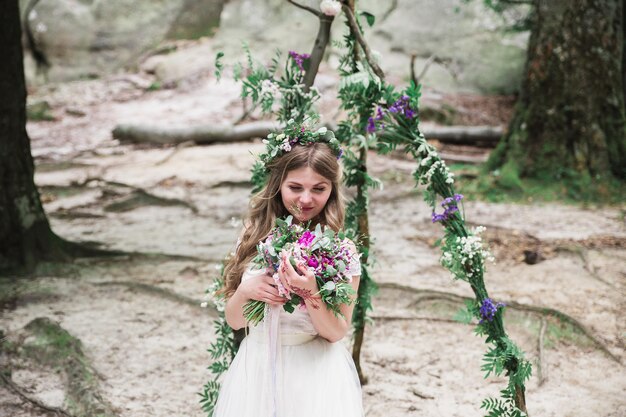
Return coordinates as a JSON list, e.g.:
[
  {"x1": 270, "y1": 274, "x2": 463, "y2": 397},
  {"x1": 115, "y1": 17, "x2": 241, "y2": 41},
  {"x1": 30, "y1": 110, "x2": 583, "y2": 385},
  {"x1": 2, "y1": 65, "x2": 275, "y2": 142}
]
[
  {"x1": 298, "y1": 230, "x2": 315, "y2": 247},
  {"x1": 479, "y1": 297, "x2": 505, "y2": 324},
  {"x1": 244, "y1": 216, "x2": 360, "y2": 325},
  {"x1": 307, "y1": 256, "x2": 319, "y2": 268}
]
